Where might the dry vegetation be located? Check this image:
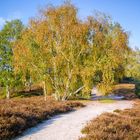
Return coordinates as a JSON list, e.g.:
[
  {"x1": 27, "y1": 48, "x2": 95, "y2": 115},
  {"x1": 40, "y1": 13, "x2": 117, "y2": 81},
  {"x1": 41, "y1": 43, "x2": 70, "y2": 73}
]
[
  {"x1": 80, "y1": 101, "x2": 140, "y2": 140},
  {"x1": 80, "y1": 83, "x2": 139, "y2": 140},
  {"x1": 0, "y1": 96, "x2": 84, "y2": 139}
]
